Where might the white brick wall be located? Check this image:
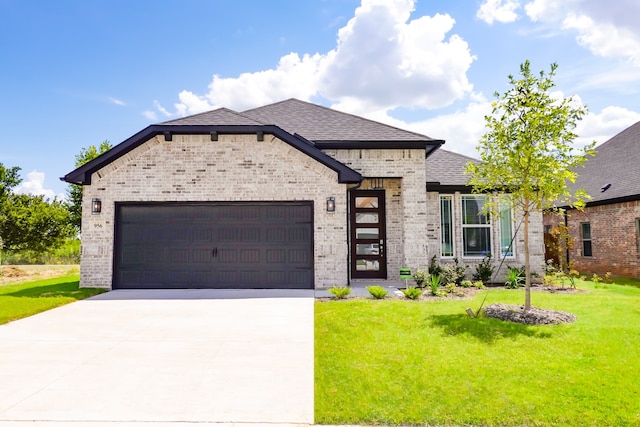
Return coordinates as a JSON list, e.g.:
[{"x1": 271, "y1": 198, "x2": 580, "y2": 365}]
[{"x1": 81, "y1": 134, "x2": 348, "y2": 289}]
